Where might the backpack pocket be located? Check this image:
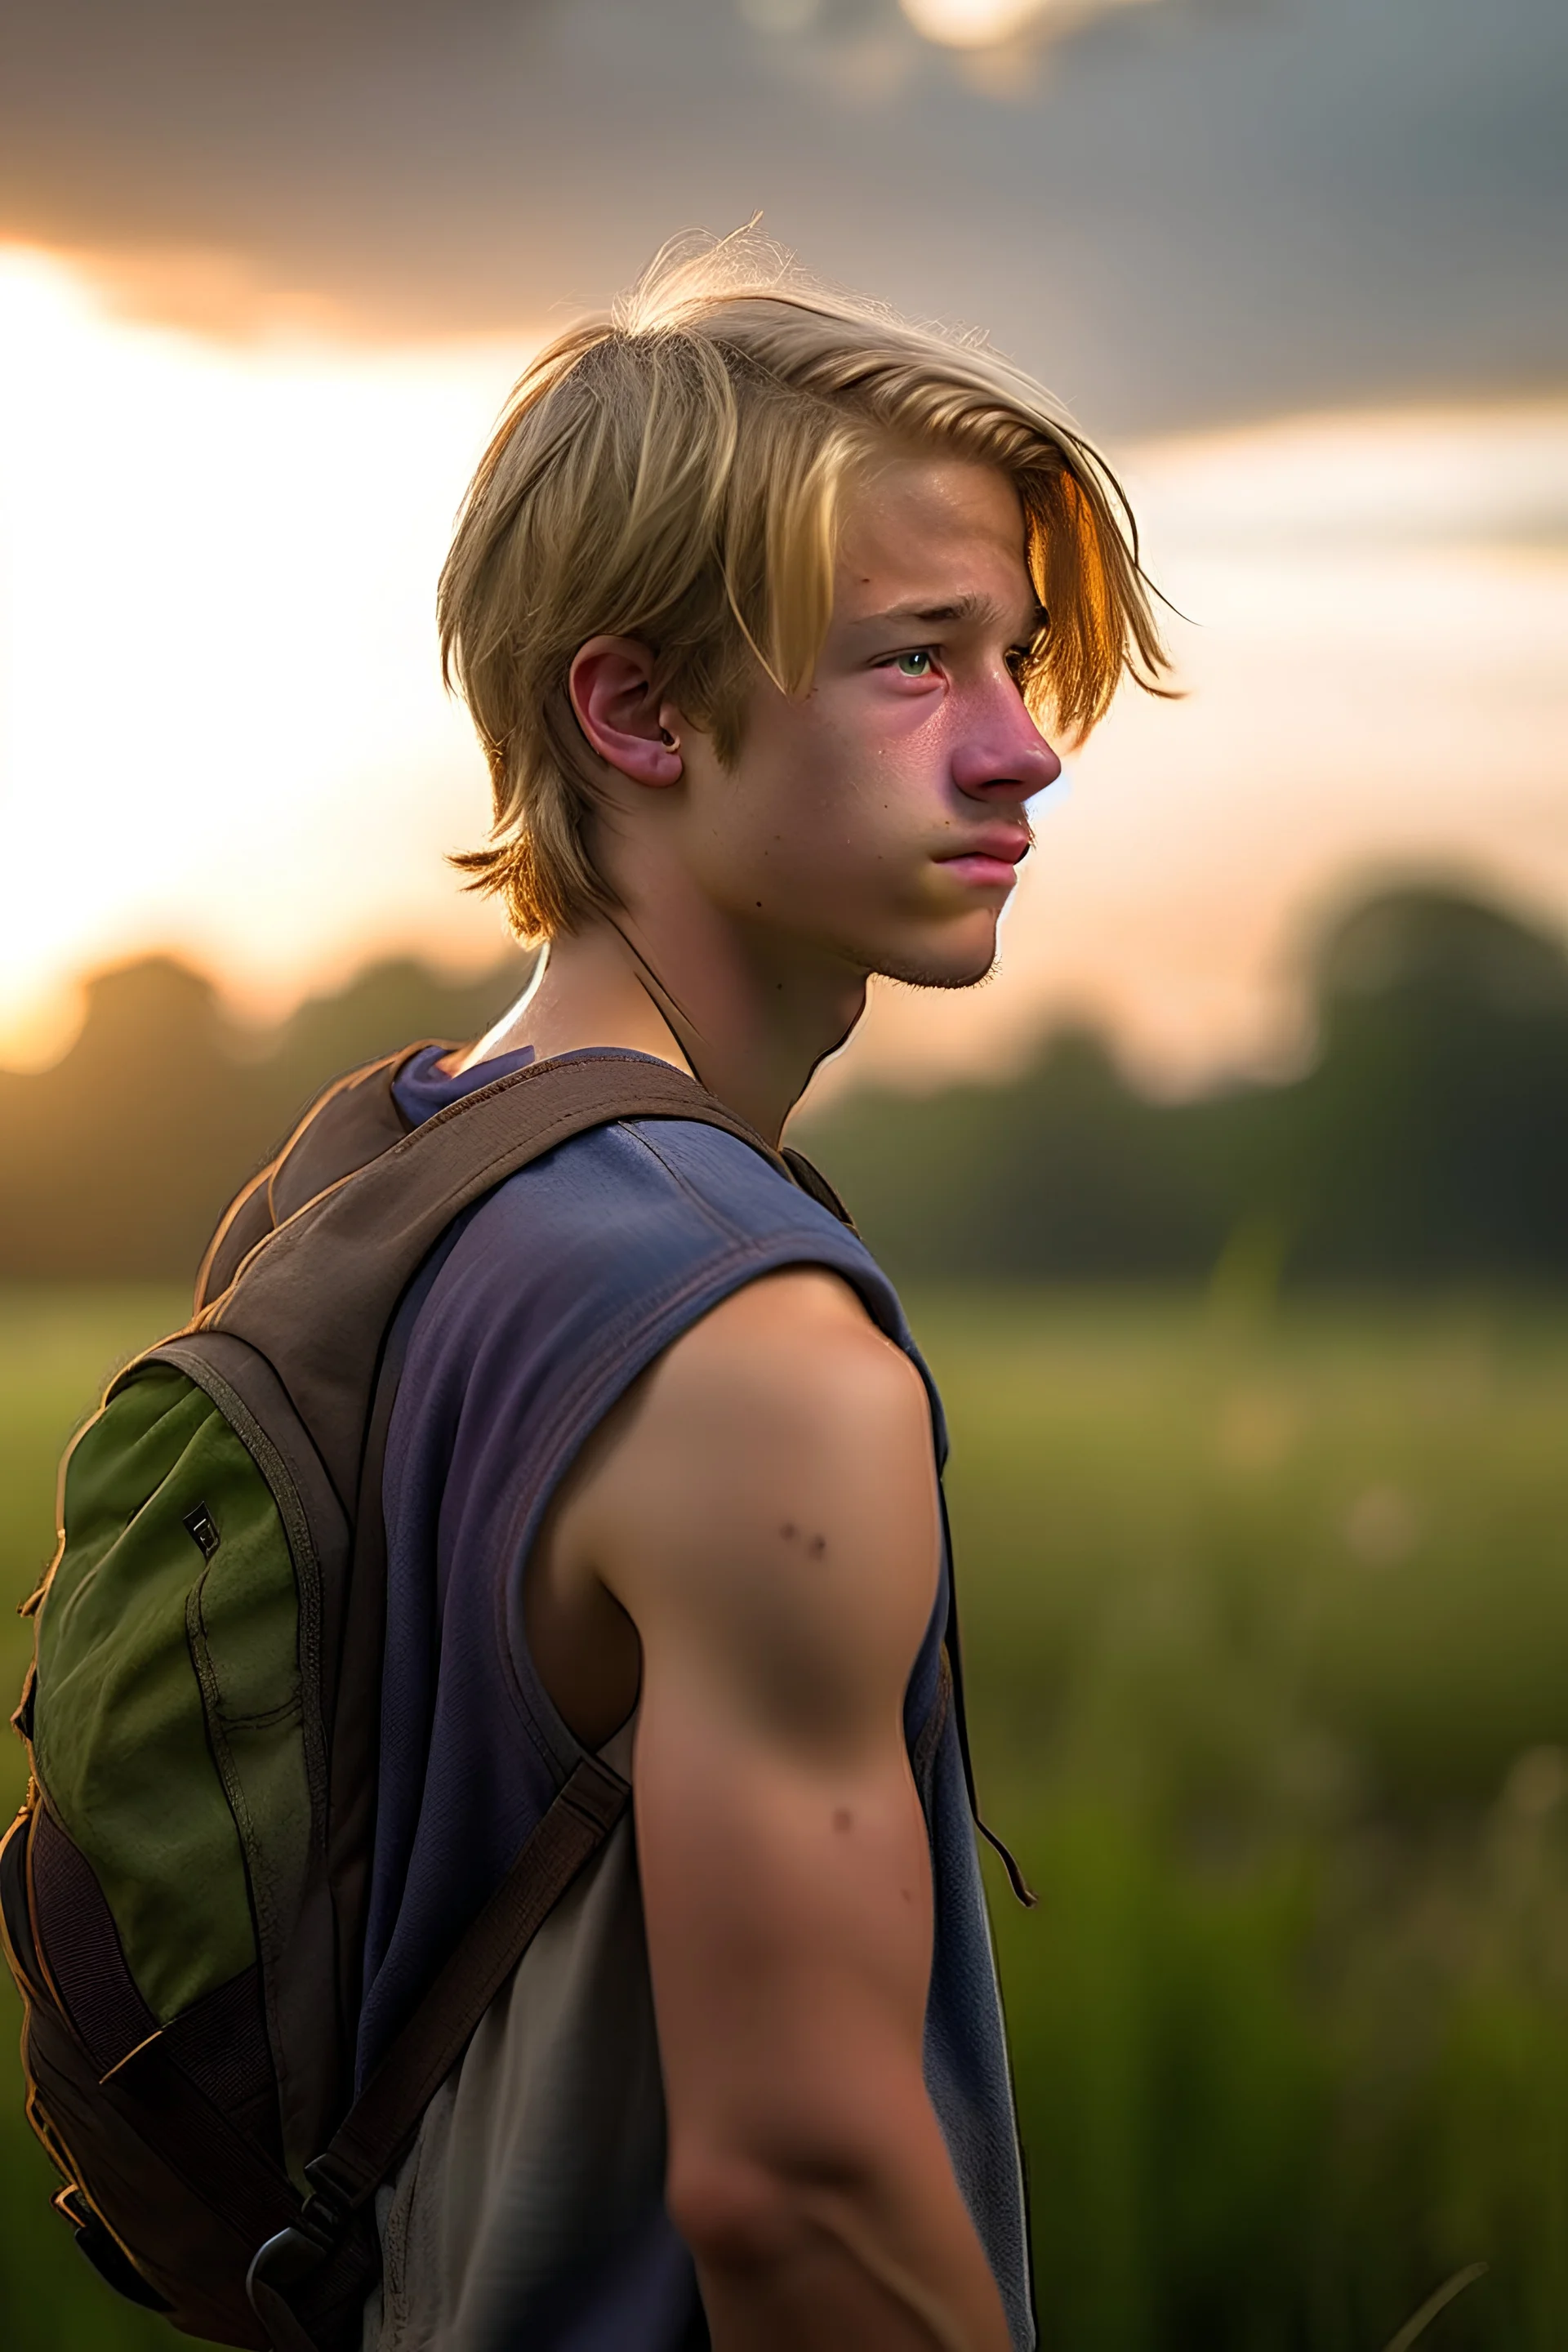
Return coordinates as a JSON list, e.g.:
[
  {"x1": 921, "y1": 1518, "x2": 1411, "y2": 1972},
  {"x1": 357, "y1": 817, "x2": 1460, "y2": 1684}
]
[
  {"x1": 185, "y1": 1513, "x2": 315, "y2": 2096},
  {"x1": 1, "y1": 1793, "x2": 296, "y2": 2341},
  {"x1": 12, "y1": 1359, "x2": 331, "y2": 2336}
]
